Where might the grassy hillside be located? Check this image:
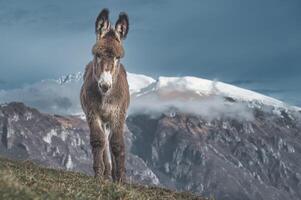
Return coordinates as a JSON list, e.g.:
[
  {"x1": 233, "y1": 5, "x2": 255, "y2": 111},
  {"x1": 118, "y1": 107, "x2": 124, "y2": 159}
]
[{"x1": 0, "y1": 157, "x2": 206, "y2": 200}]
